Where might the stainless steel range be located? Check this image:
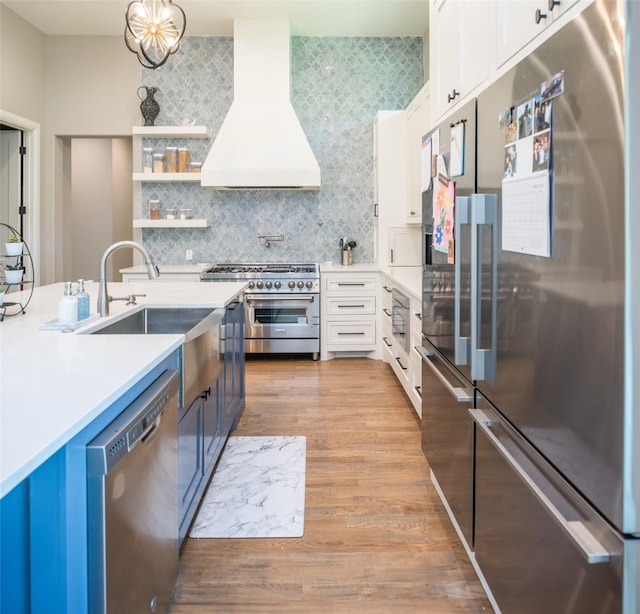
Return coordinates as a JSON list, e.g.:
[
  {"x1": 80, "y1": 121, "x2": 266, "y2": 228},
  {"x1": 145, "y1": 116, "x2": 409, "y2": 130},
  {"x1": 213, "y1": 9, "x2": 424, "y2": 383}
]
[{"x1": 201, "y1": 263, "x2": 320, "y2": 359}]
